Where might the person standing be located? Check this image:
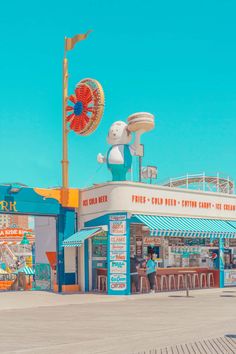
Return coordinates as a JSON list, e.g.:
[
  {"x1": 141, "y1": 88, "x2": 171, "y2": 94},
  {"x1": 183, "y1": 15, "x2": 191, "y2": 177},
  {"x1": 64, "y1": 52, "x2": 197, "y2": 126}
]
[
  {"x1": 130, "y1": 255, "x2": 140, "y2": 293},
  {"x1": 146, "y1": 253, "x2": 157, "y2": 293}
]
